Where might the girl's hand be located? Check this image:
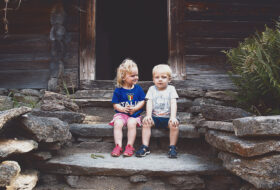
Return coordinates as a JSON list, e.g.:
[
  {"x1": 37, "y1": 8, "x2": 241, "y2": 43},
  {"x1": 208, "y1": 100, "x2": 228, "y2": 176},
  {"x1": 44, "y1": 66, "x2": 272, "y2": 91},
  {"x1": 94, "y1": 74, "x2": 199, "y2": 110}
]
[
  {"x1": 169, "y1": 117, "x2": 179, "y2": 128},
  {"x1": 128, "y1": 106, "x2": 136, "y2": 115},
  {"x1": 121, "y1": 106, "x2": 130, "y2": 113},
  {"x1": 143, "y1": 116, "x2": 154, "y2": 126}
]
